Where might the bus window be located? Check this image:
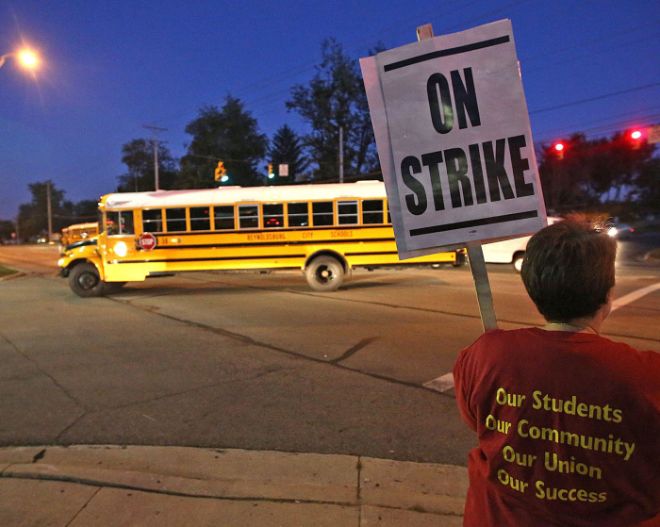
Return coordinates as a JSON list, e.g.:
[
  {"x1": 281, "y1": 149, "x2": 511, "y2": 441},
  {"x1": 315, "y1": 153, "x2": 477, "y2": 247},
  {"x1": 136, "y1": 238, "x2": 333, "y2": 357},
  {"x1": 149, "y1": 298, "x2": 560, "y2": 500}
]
[
  {"x1": 239, "y1": 205, "x2": 259, "y2": 229},
  {"x1": 338, "y1": 200, "x2": 358, "y2": 225},
  {"x1": 362, "y1": 200, "x2": 384, "y2": 224},
  {"x1": 263, "y1": 204, "x2": 283, "y2": 228},
  {"x1": 106, "y1": 212, "x2": 133, "y2": 235},
  {"x1": 190, "y1": 207, "x2": 210, "y2": 231},
  {"x1": 117, "y1": 211, "x2": 134, "y2": 234},
  {"x1": 287, "y1": 203, "x2": 308, "y2": 227},
  {"x1": 143, "y1": 209, "x2": 163, "y2": 233},
  {"x1": 166, "y1": 208, "x2": 187, "y2": 232},
  {"x1": 214, "y1": 206, "x2": 235, "y2": 230},
  {"x1": 106, "y1": 213, "x2": 118, "y2": 235},
  {"x1": 312, "y1": 202, "x2": 333, "y2": 226}
]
